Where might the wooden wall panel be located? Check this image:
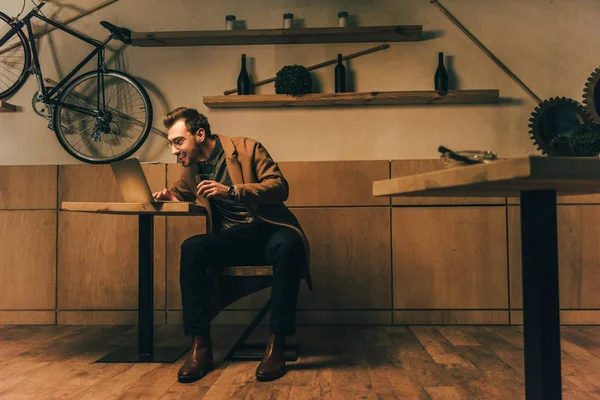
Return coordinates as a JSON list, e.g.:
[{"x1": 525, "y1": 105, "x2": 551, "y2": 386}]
[
  {"x1": 294, "y1": 207, "x2": 392, "y2": 309},
  {"x1": 507, "y1": 206, "x2": 522, "y2": 308},
  {"x1": 558, "y1": 194, "x2": 600, "y2": 204},
  {"x1": 279, "y1": 161, "x2": 390, "y2": 206},
  {"x1": 0, "y1": 211, "x2": 56, "y2": 309},
  {"x1": 511, "y1": 310, "x2": 600, "y2": 325},
  {"x1": 154, "y1": 216, "x2": 167, "y2": 309},
  {"x1": 58, "y1": 163, "x2": 165, "y2": 203},
  {"x1": 57, "y1": 212, "x2": 166, "y2": 309},
  {"x1": 0, "y1": 166, "x2": 57, "y2": 209},
  {"x1": 508, "y1": 194, "x2": 600, "y2": 205},
  {"x1": 510, "y1": 310, "x2": 521, "y2": 324},
  {"x1": 392, "y1": 207, "x2": 508, "y2": 309},
  {"x1": 166, "y1": 163, "x2": 184, "y2": 189},
  {"x1": 390, "y1": 160, "x2": 505, "y2": 205},
  {"x1": 5, "y1": 160, "x2": 600, "y2": 327},
  {"x1": 508, "y1": 205, "x2": 600, "y2": 309},
  {"x1": 0, "y1": 311, "x2": 55, "y2": 325}
]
